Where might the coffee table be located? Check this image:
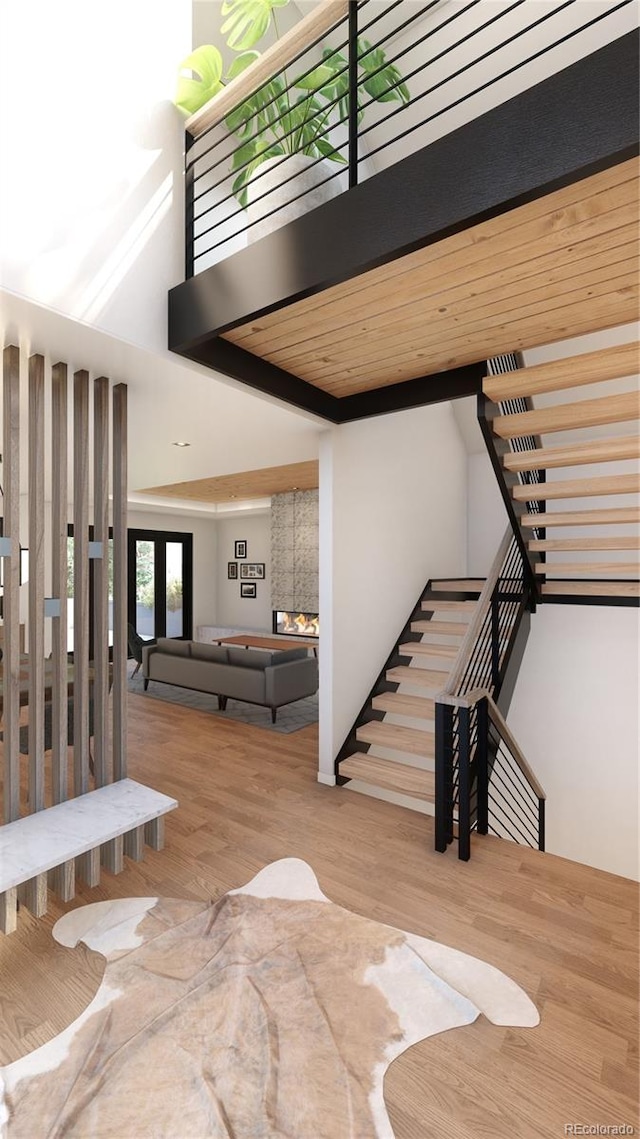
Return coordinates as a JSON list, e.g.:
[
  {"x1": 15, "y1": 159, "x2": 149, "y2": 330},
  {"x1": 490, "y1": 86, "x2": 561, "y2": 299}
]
[{"x1": 214, "y1": 634, "x2": 318, "y2": 657}]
